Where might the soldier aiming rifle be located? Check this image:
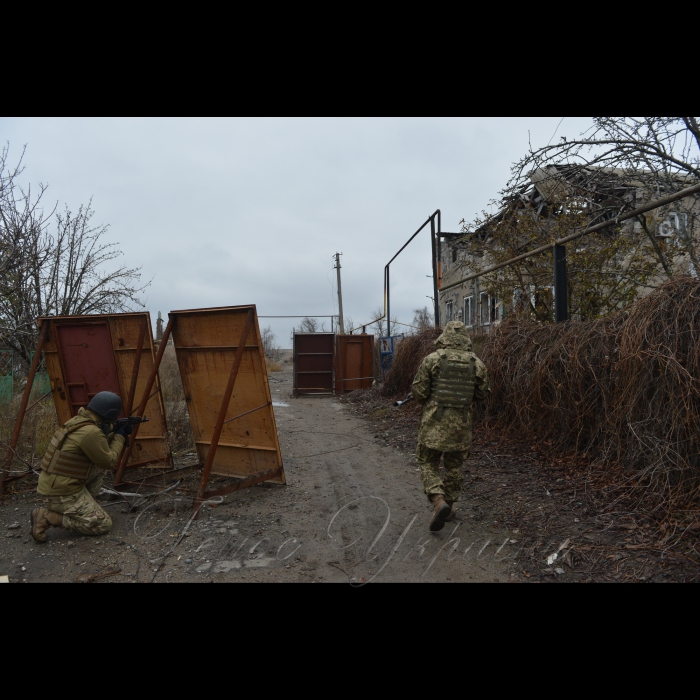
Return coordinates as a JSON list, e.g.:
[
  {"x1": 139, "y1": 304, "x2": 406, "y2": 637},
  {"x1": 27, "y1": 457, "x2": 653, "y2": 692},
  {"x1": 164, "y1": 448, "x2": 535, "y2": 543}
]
[{"x1": 30, "y1": 391, "x2": 147, "y2": 543}]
